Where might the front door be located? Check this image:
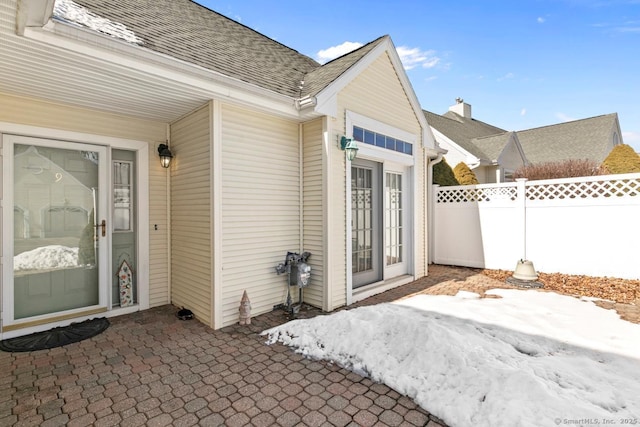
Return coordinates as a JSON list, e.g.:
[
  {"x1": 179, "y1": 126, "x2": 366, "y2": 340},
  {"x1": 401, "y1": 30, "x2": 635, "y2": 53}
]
[{"x1": 3, "y1": 135, "x2": 109, "y2": 328}]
